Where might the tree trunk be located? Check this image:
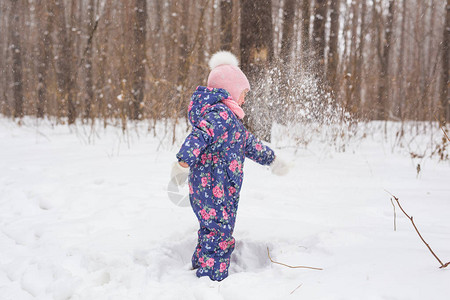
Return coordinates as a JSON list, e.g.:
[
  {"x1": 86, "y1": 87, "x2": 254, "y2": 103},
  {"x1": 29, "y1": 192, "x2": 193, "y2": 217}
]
[
  {"x1": 327, "y1": 0, "x2": 340, "y2": 93},
  {"x1": 54, "y1": 0, "x2": 76, "y2": 124},
  {"x1": 36, "y1": 0, "x2": 53, "y2": 118},
  {"x1": 240, "y1": 0, "x2": 273, "y2": 78},
  {"x1": 280, "y1": 0, "x2": 295, "y2": 66},
  {"x1": 301, "y1": 0, "x2": 311, "y2": 65},
  {"x1": 220, "y1": 0, "x2": 232, "y2": 51},
  {"x1": 427, "y1": 0, "x2": 435, "y2": 72},
  {"x1": 354, "y1": 0, "x2": 366, "y2": 117},
  {"x1": 440, "y1": 0, "x2": 450, "y2": 122},
  {"x1": 240, "y1": 0, "x2": 273, "y2": 142},
  {"x1": 69, "y1": 0, "x2": 78, "y2": 123},
  {"x1": 96, "y1": 0, "x2": 111, "y2": 125},
  {"x1": 132, "y1": 0, "x2": 147, "y2": 120},
  {"x1": 197, "y1": 1, "x2": 206, "y2": 77},
  {"x1": 0, "y1": 1, "x2": 8, "y2": 115},
  {"x1": 376, "y1": 0, "x2": 394, "y2": 120},
  {"x1": 312, "y1": 0, "x2": 328, "y2": 77},
  {"x1": 166, "y1": 0, "x2": 180, "y2": 118},
  {"x1": 10, "y1": 0, "x2": 24, "y2": 118},
  {"x1": 84, "y1": 0, "x2": 95, "y2": 119},
  {"x1": 397, "y1": 0, "x2": 407, "y2": 120},
  {"x1": 178, "y1": 0, "x2": 189, "y2": 86},
  {"x1": 345, "y1": 0, "x2": 359, "y2": 113}
]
